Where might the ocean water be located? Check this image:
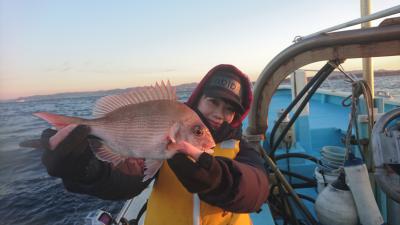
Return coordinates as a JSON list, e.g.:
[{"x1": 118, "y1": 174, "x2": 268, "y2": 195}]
[
  {"x1": 0, "y1": 76, "x2": 399, "y2": 225},
  {"x1": 320, "y1": 75, "x2": 400, "y2": 100},
  {"x1": 0, "y1": 96, "x2": 124, "y2": 225},
  {"x1": 0, "y1": 89, "x2": 193, "y2": 225}
]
